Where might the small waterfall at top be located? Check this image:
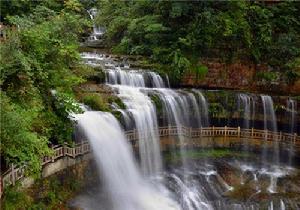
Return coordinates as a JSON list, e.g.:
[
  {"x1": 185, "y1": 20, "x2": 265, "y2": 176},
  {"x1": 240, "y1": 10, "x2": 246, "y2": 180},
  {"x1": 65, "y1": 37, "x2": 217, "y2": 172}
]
[
  {"x1": 87, "y1": 8, "x2": 105, "y2": 42},
  {"x1": 75, "y1": 111, "x2": 179, "y2": 210}
]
